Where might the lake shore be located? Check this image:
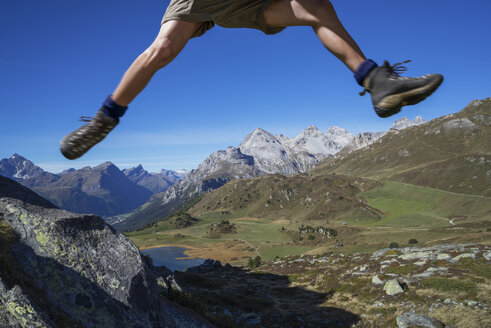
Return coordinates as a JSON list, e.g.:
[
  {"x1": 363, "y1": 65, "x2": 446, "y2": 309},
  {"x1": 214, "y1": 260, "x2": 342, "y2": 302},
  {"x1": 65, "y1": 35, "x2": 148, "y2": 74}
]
[{"x1": 138, "y1": 241, "x2": 253, "y2": 265}]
